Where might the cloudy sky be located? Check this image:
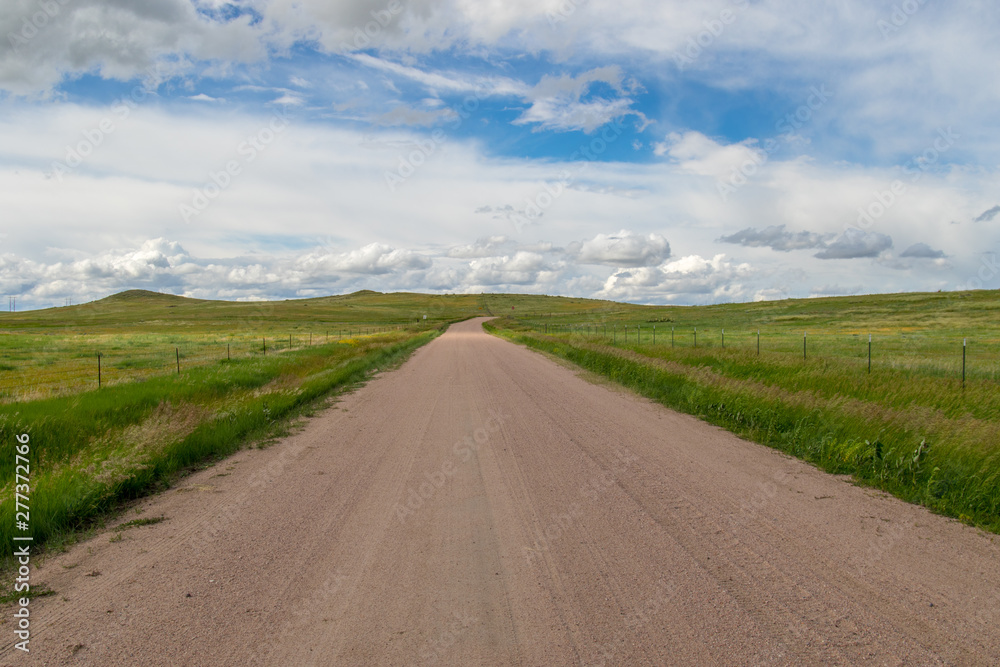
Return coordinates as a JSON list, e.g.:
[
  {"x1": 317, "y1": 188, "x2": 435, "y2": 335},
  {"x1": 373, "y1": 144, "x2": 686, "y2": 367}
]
[{"x1": 1, "y1": 0, "x2": 998, "y2": 309}]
